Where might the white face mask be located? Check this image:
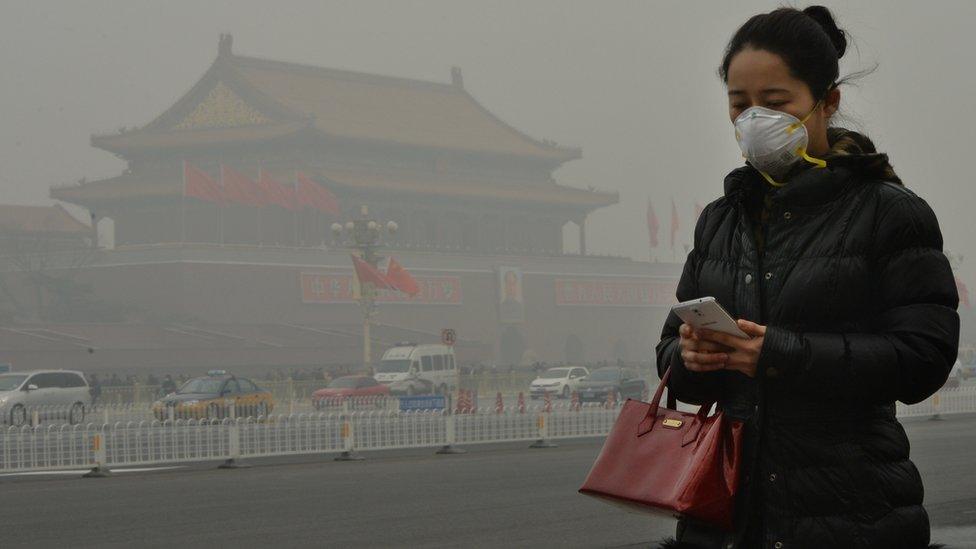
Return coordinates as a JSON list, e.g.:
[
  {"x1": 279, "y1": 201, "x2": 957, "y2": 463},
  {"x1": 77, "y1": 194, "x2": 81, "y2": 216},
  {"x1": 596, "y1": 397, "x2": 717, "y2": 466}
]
[{"x1": 733, "y1": 104, "x2": 826, "y2": 186}]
